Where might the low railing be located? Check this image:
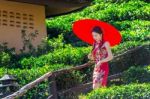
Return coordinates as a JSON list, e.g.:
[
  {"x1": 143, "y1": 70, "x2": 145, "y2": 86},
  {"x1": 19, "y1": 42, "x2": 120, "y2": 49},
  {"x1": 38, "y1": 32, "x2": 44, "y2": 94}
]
[
  {"x1": 2, "y1": 61, "x2": 94, "y2": 99},
  {"x1": 3, "y1": 61, "x2": 123, "y2": 99}
]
